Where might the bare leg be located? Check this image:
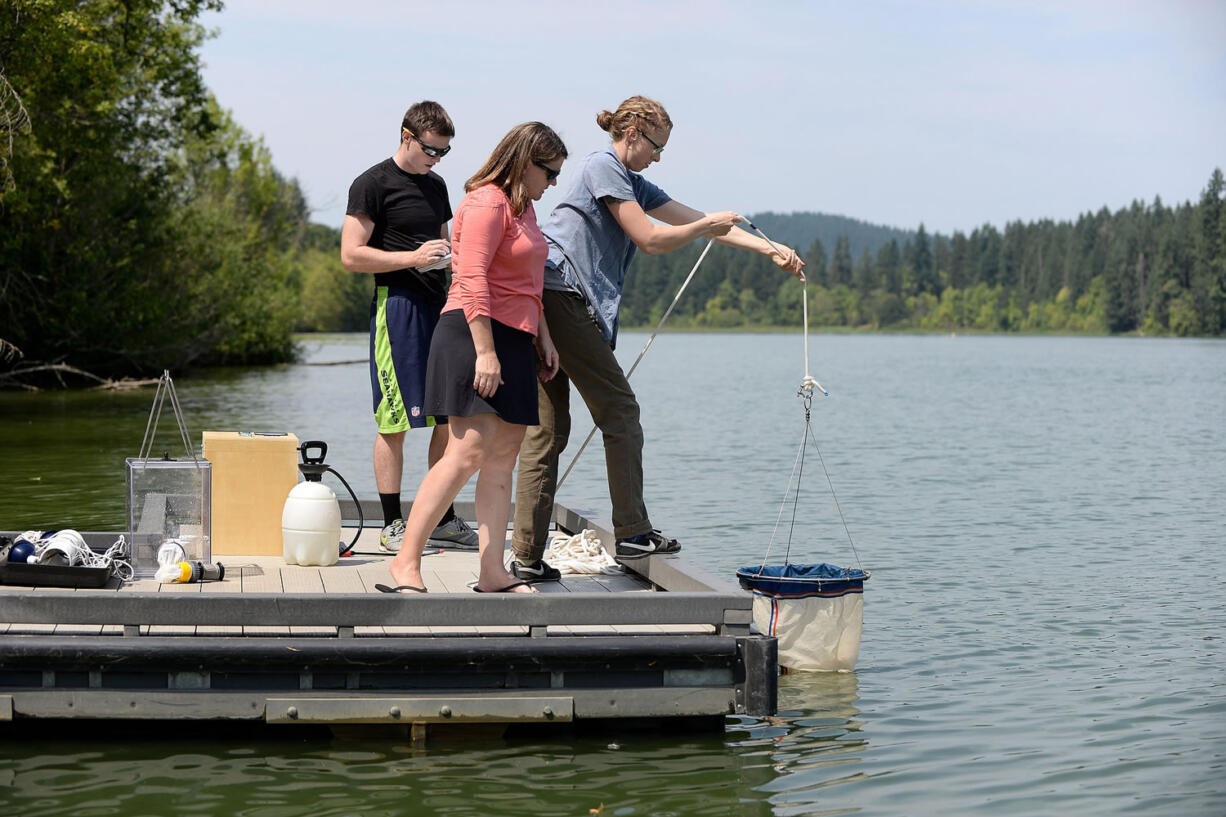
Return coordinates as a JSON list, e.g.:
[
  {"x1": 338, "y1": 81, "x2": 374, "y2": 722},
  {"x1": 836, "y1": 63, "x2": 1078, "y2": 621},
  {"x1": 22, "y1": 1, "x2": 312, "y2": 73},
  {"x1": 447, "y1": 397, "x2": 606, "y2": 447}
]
[
  {"x1": 427, "y1": 423, "x2": 448, "y2": 467},
  {"x1": 373, "y1": 430, "x2": 406, "y2": 493},
  {"x1": 473, "y1": 419, "x2": 534, "y2": 593},
  {"x1": 387, "y1": 418, "x2": 483, "y2": 591}
]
